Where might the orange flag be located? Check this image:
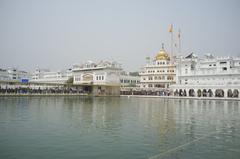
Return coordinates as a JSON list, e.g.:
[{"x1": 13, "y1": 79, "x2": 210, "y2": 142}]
[{"x1": 168, "y1": 24, "x2": 173, "y2": 33}]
